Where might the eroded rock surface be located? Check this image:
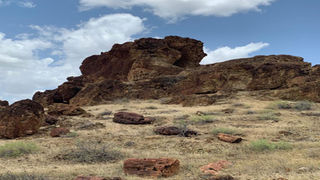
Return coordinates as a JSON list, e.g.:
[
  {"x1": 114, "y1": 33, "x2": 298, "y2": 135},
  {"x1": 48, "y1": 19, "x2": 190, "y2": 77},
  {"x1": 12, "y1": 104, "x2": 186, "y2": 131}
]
[
  {"x1": 32, "y1": 36, "x2": 320, "y2": 107},
  {"x1": 0, "y1": 99, "x2": 44, "y2": 139}
]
